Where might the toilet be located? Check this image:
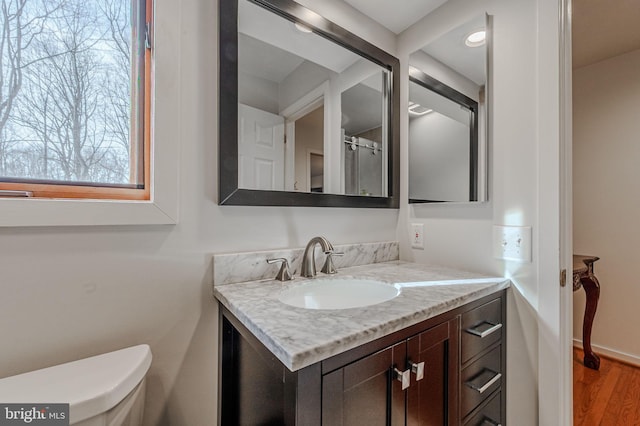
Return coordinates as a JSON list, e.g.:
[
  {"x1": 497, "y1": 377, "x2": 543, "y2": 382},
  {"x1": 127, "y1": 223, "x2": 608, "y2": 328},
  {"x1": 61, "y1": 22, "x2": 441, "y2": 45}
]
[{"x1": 0, "y1": 344, "x2": 152, "y2": 426}]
